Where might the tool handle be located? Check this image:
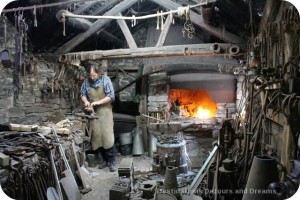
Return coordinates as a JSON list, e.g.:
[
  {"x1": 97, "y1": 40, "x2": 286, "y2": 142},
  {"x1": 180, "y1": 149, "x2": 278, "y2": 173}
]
[
  {"x1": 49, "y1": 149, "x2": 63, "y2": 200},
  {"x1": 71, "y1": 140, "x2": 81, "y2": 170},
  {"x1": 51, "y1": 127, "x2": 70, "y2": 169}
]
